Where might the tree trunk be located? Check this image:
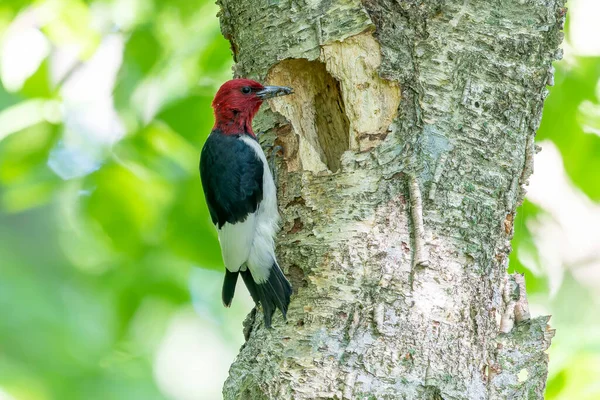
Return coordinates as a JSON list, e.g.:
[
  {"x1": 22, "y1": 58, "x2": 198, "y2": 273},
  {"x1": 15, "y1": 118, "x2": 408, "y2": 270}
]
[{"x1": 217, "y1": 0, "x2": 564, "y2": 399}]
